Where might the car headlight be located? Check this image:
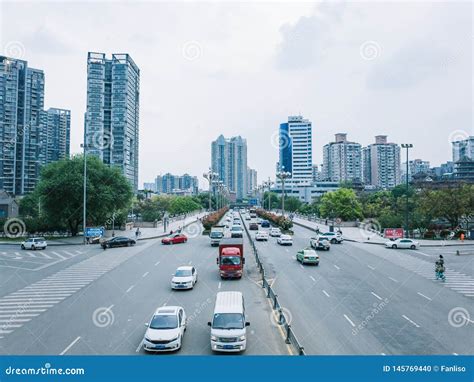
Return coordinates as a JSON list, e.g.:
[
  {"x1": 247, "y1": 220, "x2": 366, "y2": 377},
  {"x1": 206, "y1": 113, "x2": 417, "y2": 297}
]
[
  {"x1": 238, "y1": 335, "x2": 246, "y2": 341},
  {"x1": 170, "y1": 335, "x2": 180, "y2": 342},
  {"x1": 211, "y1": 335, "x2": 218, "y2": 341}
]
